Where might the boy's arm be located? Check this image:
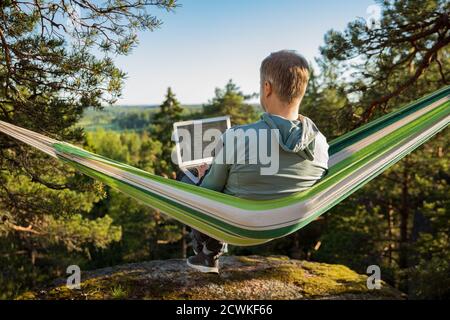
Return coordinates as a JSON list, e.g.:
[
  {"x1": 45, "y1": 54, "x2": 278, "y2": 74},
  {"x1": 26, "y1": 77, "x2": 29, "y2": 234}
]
[
  {"x1": 198, "y1": 134, "x2": 230, "y2": 192},
  {"x1": 199, "y1": 161, "x2": 229, "y2": 192}
]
